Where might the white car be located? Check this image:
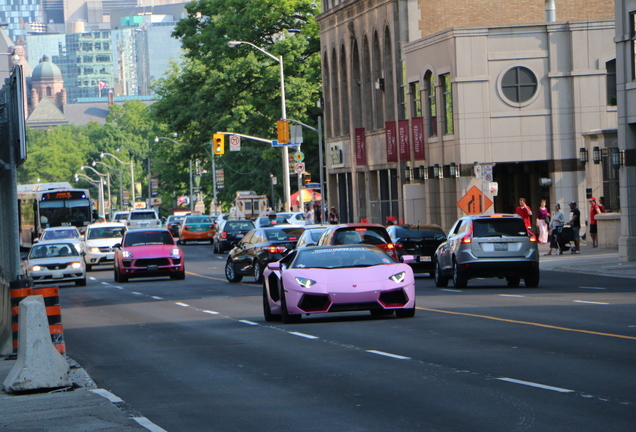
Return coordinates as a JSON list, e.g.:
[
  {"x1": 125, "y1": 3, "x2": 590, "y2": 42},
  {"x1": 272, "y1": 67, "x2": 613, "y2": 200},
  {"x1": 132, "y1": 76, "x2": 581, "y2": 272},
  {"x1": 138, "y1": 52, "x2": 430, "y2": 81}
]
[
  {"x1": 126, "y1": 209, "x2": 162, "y2": 229},
  {"x1": 22, "y1": 240, "x2": 86, "y2": 286},
  {"x1": 277, "y1": 212, "x2": 306, "y2": 226},
  {"x1": 38, "y1": 226, "x2": 82, "y2": 253},
  {"x1": 82, "y1": 222, "x2": 127, "y2": 271}
]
